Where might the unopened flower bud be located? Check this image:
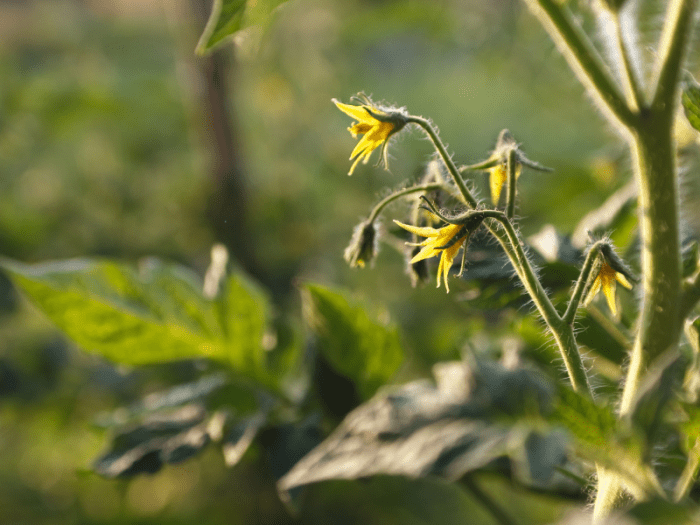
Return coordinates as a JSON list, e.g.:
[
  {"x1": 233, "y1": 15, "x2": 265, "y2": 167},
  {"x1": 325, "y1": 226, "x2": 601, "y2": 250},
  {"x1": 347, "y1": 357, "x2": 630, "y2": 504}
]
[{"x1": 344, "y1": 220, "x2": 378, "y2": 268}]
